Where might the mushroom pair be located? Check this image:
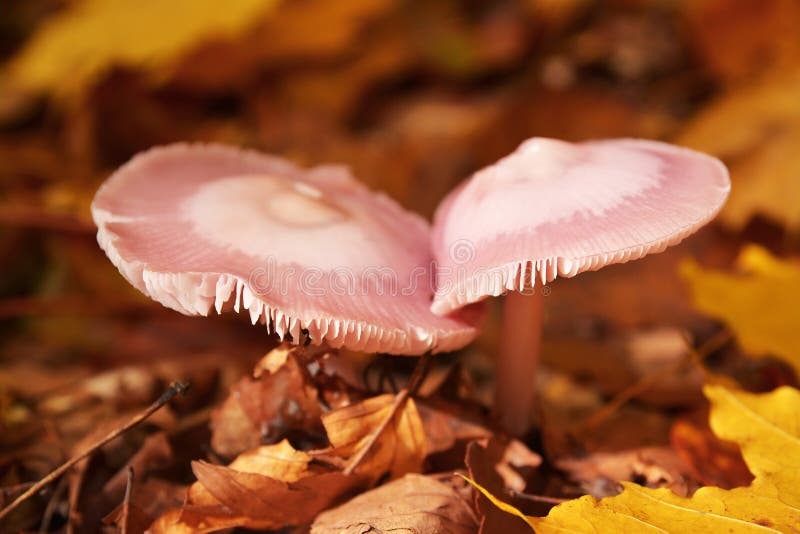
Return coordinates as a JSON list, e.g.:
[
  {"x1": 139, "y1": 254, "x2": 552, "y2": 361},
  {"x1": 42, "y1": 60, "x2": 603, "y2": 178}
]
[{"x1": 92, "y1": 138, "x2": 729, "y2": 436}]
